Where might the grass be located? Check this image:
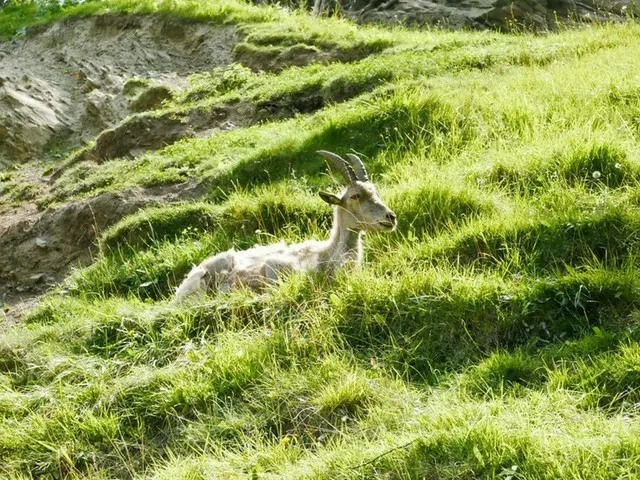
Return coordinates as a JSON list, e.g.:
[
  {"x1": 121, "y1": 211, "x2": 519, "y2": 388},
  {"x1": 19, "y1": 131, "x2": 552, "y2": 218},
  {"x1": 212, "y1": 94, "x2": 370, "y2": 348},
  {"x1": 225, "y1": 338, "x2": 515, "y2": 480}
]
[{"x1": 3, "y1": 0, "x2": 640, "y2": 478}]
